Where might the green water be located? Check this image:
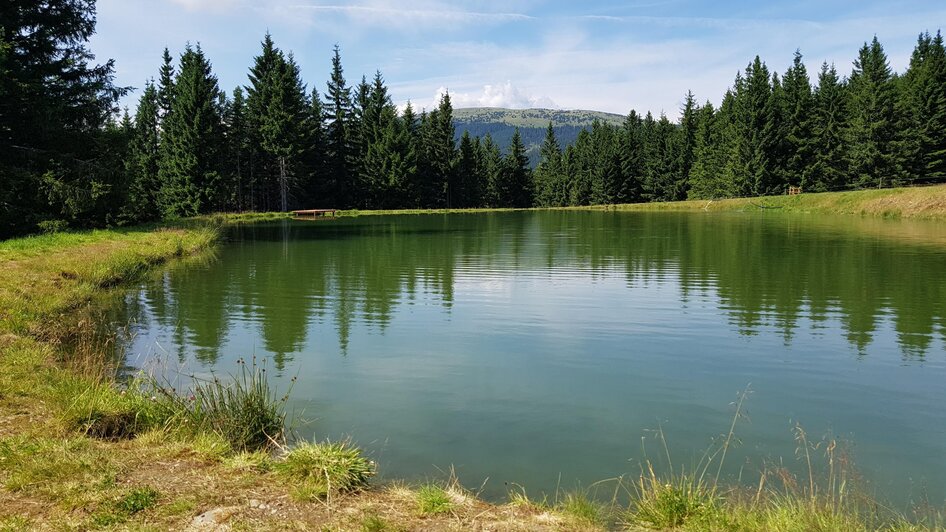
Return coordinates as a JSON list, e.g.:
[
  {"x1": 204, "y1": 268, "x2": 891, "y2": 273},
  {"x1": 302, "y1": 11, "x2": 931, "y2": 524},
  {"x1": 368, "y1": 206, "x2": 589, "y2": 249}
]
[{"x1": 118, "y1": 211, "x2": 946, "y2": 505}]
